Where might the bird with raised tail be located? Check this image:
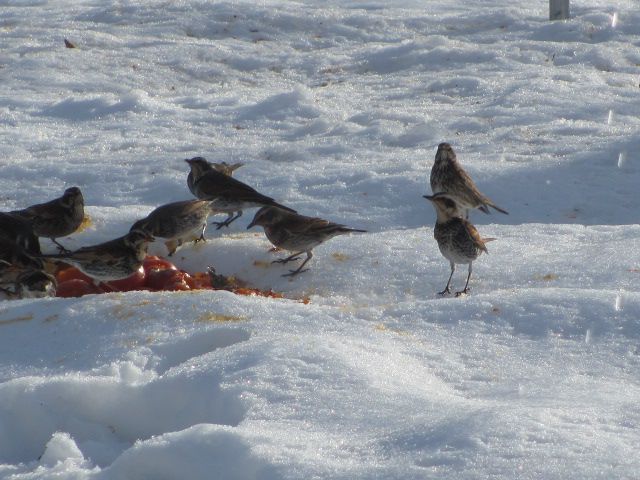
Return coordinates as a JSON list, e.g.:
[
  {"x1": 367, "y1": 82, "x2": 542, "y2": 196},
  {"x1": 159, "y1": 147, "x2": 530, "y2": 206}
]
[{"x1": 430, "y1": 143, "x2": 508, "y2": 218}]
